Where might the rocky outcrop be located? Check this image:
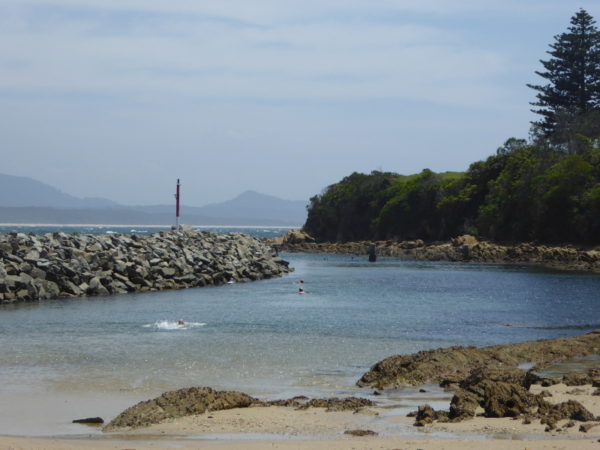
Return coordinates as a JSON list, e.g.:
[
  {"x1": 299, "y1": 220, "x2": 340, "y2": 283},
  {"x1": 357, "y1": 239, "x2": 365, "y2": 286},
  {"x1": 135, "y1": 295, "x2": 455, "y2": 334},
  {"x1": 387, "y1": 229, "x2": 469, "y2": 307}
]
[
  {"x1": 105, "y1": 387, "x2": 376, "y2": 430},
  {"x1": 0, "y1": 229, "x2": 291, "y2": 303},
  {"x1": 105, "y1": 387, "x2": 256, "y2": 430},
  {"x1": 269, "y1": 231, "x2": 600, "y2": 273},
  {"x1": 357, "y1": 329, "x2": 600, "y2": 389},
  {"x1": 255, "y1": 395, "x2": 374, "y2": 411},
  {"x1": 409, "y1": 367, "x2": 598, "y2": 427},
  {"x1": 355, "y1": 329, "x2": 600, "y2": 428},
  {"x1": 453, "y1": 367, "x2": 545, "y2": 419}
]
